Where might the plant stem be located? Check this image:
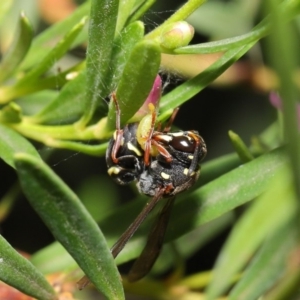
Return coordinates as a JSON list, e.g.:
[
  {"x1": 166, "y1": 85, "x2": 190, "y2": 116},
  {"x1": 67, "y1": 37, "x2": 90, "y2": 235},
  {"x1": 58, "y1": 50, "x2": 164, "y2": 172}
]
[{"x1": 8, "y1": 117, "x2": 110, "y2": 143}]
